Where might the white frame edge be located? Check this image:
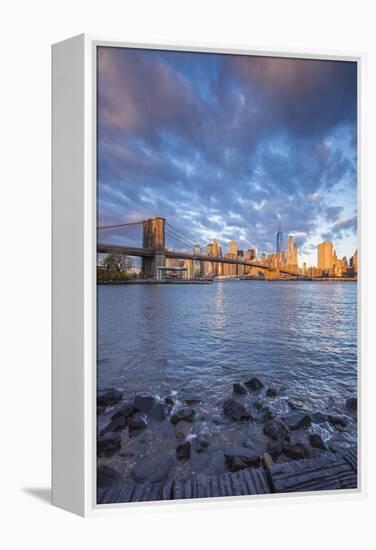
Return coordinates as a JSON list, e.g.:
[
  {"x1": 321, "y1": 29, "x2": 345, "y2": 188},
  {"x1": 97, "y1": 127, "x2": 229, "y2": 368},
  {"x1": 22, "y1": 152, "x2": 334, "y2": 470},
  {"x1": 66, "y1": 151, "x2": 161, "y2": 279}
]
[{"x1": 52, "y1": 34, "x2": 366, "y2": 517}]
